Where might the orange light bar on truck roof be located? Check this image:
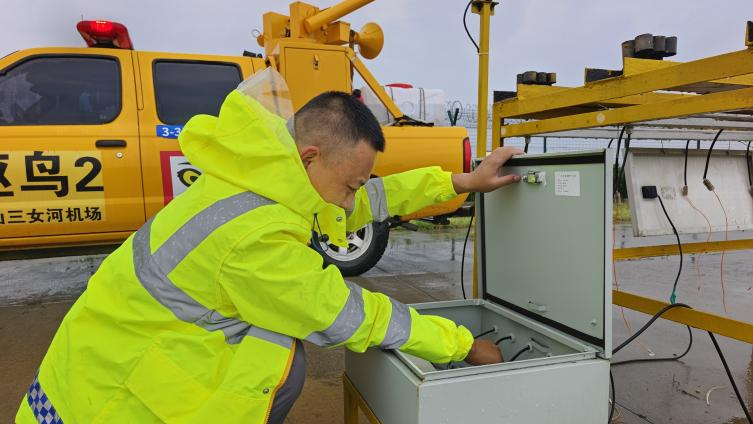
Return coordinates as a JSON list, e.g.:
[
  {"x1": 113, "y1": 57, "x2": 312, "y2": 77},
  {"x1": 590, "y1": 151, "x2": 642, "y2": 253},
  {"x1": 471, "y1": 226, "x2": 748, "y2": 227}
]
[{"x1": 77, "y1": 20, "x2": 133, "y2": 50}]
